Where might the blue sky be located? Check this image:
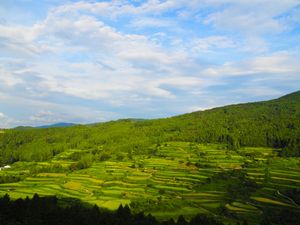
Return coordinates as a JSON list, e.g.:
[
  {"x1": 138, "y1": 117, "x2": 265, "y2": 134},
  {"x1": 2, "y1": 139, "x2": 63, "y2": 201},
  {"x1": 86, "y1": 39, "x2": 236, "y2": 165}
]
[{"x1": 0, "y1": 0, "x2": 300, "y2": 127}]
